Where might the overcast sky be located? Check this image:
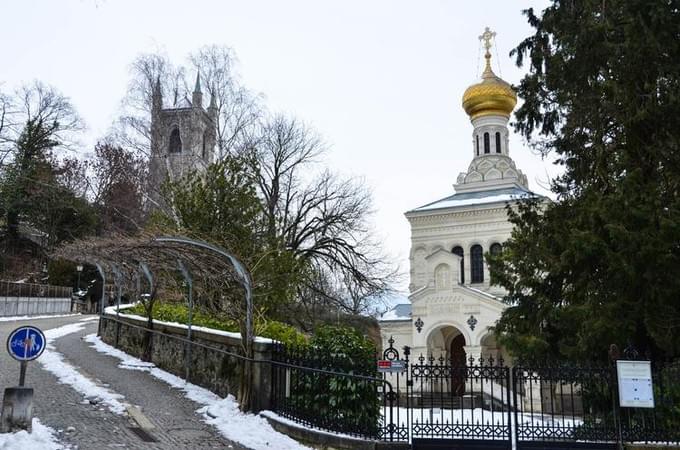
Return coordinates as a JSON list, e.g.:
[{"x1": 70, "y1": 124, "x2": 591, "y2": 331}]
[{"x1": 3, "y1": 0, "x2": 555, "y2": 292}]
